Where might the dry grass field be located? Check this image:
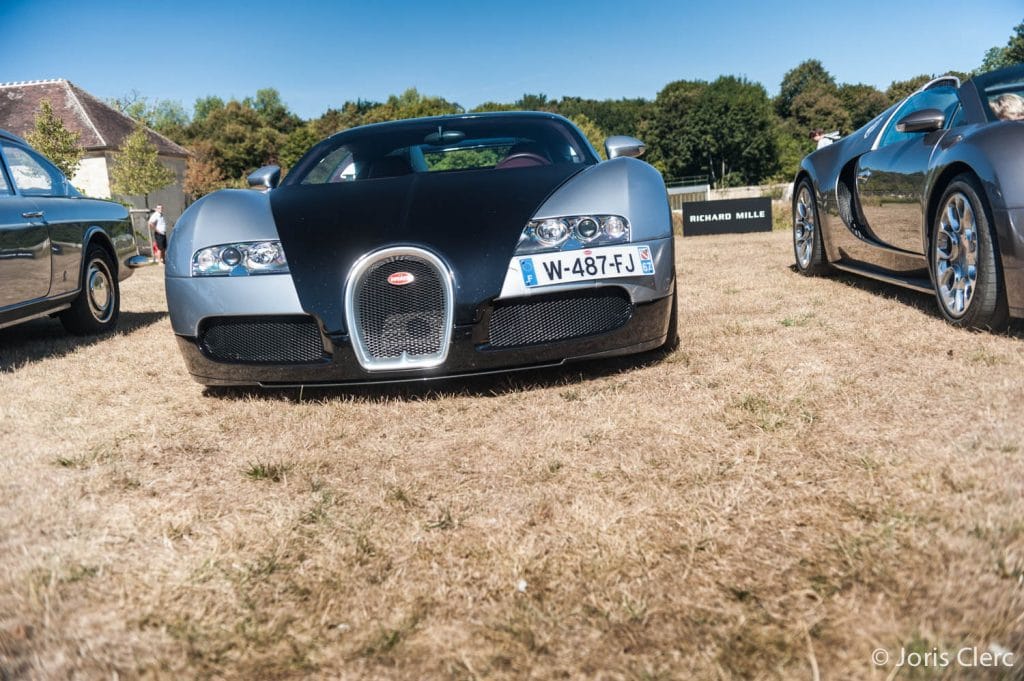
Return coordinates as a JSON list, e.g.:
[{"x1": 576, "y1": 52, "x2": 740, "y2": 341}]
[{"x1": 1, "y1": 230, "x2": 1022, "y2": 680}]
